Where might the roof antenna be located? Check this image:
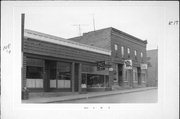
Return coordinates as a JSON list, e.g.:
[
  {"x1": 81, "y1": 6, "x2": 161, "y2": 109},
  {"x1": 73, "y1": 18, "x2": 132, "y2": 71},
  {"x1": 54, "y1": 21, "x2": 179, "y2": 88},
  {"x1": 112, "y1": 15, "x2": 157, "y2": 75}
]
[
  {"x1": 92, "y1": 14, "x2": 96, "y2": 31},
  {"x1": 73, "y1": 24, "x2": 88, "y2": 36}
]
